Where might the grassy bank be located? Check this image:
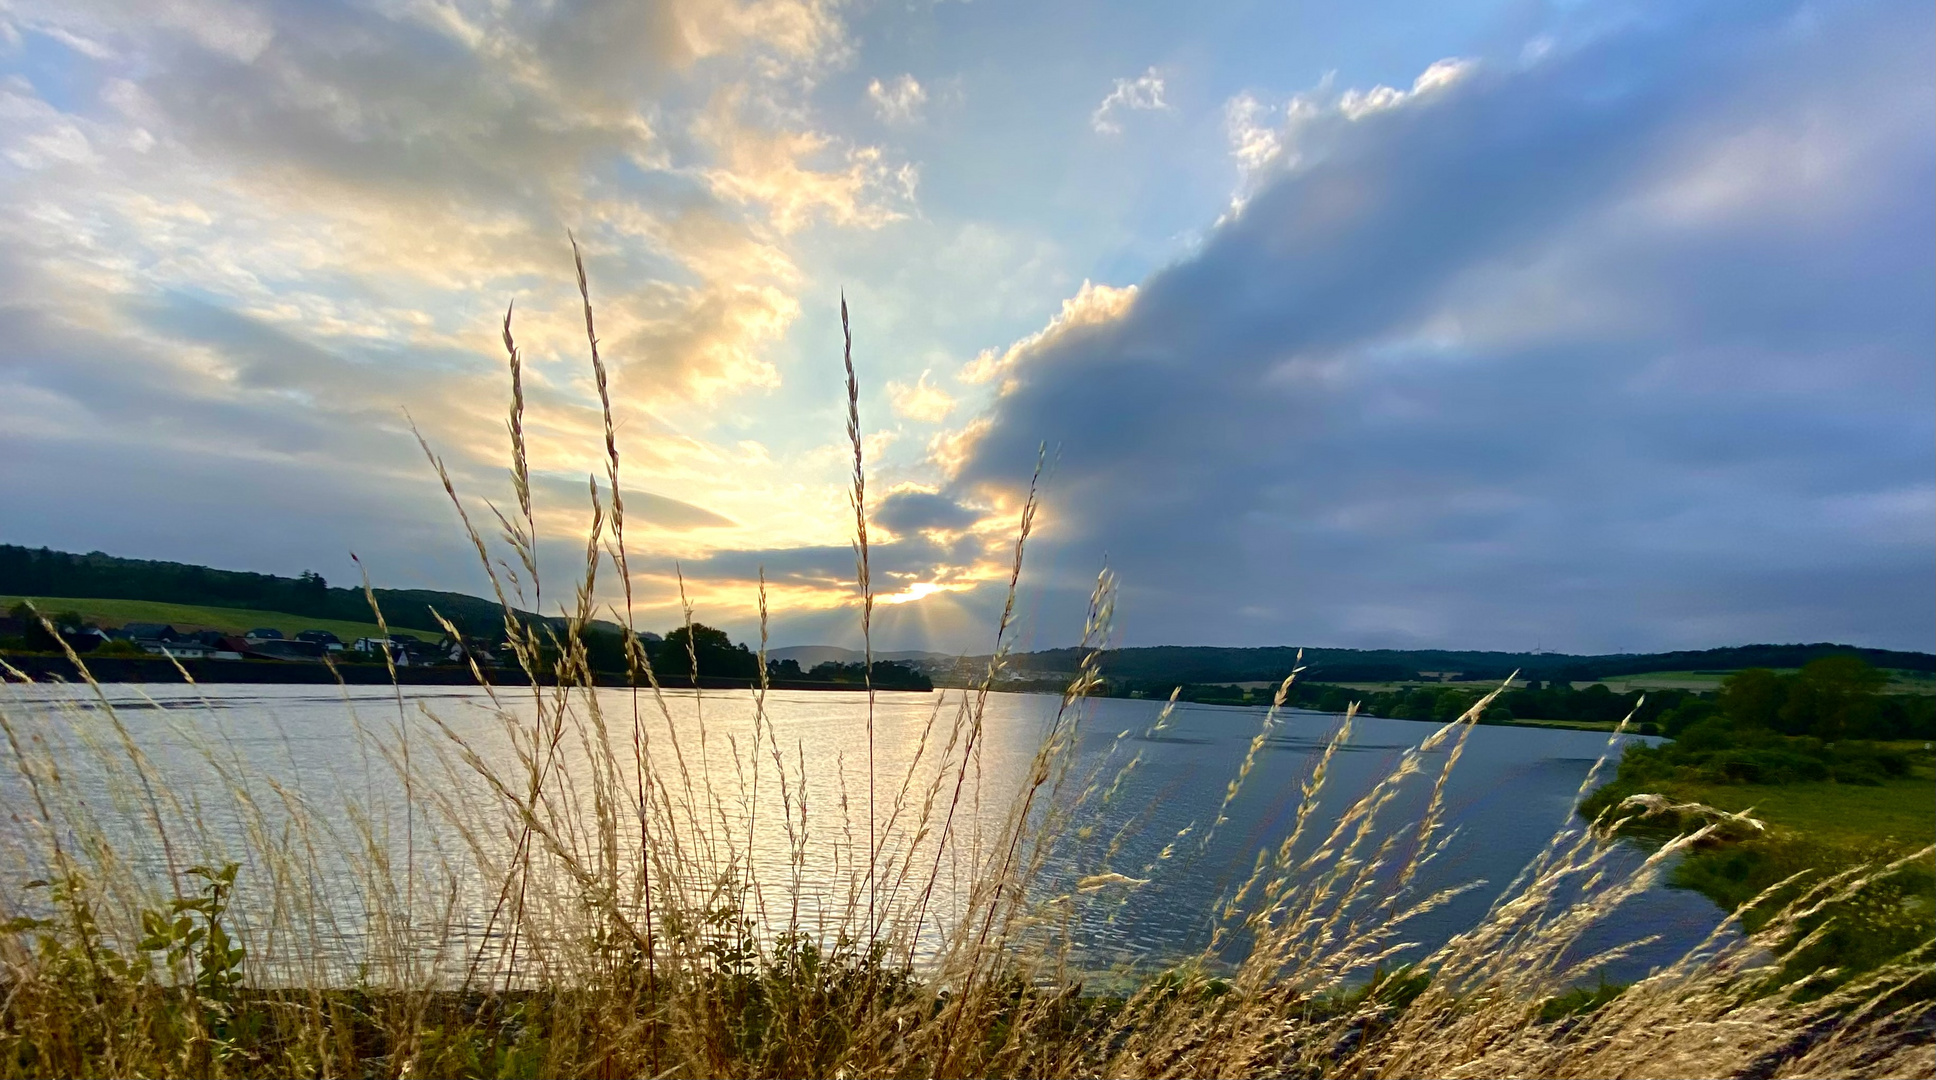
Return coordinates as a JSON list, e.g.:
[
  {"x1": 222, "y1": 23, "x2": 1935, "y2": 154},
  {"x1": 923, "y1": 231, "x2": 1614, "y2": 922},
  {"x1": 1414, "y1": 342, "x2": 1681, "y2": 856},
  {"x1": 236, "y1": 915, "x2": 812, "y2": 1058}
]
[
  {"x1": 1632, "y1": 761, "x2": 1935, "y2": 849},
  {"x1": 0, "y1": 595, "x2": 437, "y2": 642},
  {"x1": 1580, "y1": 691, "x2": 1935, "y2": 1000},
  {"x1": 1584, "y1": 760, "x2": 1935, "y2": 903}
]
